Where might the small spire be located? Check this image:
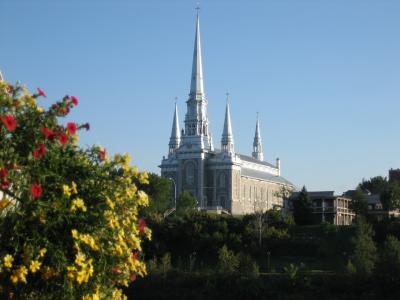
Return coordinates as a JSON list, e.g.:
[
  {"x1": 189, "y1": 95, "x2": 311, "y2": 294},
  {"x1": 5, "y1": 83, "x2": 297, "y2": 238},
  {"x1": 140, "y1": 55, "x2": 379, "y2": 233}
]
[
  {"x1": 252, "y1": 113, "x2": 264, "y2": 161},
  {"x1": 221, "y1": 94, "x2": 234, "y2": 154},
  {"x1": 169, "y1": 101, "x2": 181, "y2": 155},
  {"x1": 0, "y1": 69, "x2": 4, "y2": 81},
  {"x1": 189, "y1": 10, "x2": 205, "y2": 97}
]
